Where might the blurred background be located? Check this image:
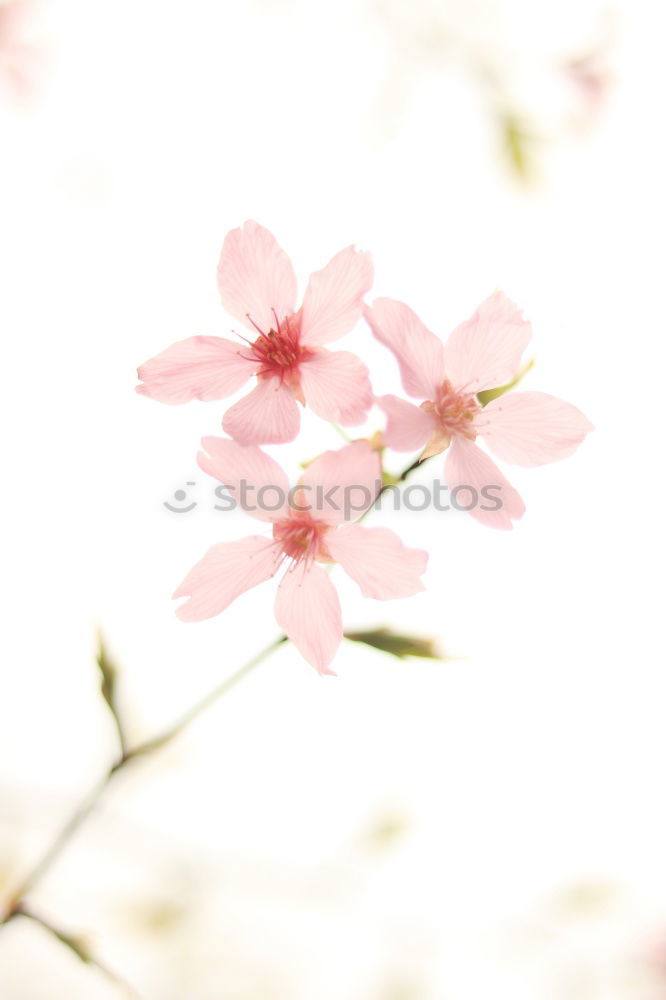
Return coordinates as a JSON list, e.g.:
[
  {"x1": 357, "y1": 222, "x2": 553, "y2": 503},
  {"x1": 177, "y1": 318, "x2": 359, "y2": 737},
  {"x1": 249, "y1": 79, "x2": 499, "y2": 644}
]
[{"x1": 1, "y1": 0, "x2": 665, "y2": 996}]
